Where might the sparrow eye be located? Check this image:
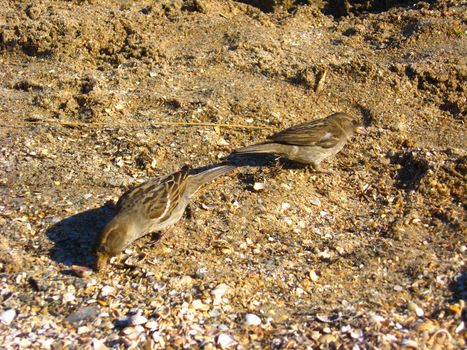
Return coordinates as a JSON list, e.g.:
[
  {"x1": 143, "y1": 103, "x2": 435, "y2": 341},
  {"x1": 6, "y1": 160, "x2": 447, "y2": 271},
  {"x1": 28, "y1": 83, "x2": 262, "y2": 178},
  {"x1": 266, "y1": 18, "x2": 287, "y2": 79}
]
[{"x1": 96, "y1": 244, "x2": 108, "y2": 253}]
